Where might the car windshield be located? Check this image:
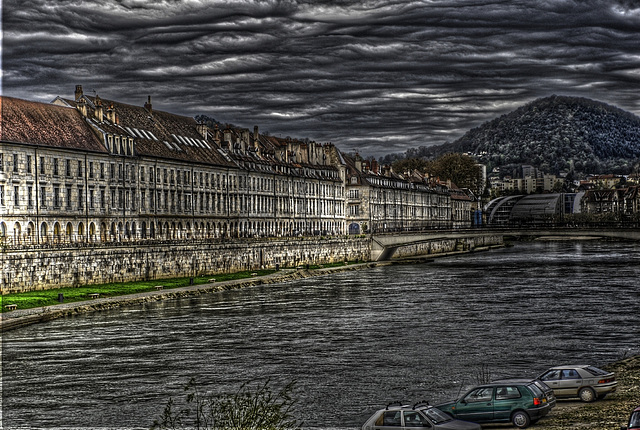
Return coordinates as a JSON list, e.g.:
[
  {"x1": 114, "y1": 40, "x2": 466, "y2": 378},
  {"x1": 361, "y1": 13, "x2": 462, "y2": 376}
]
[
  {"x1": 584, "y1": 366, "x2": 608, "y2": 376},
  {"x1": 630, "y1": 411, "x2": 640, "y2": 427},
  {"x1": 424, "y1": 408, "x2": 452, "y2": 424}
]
